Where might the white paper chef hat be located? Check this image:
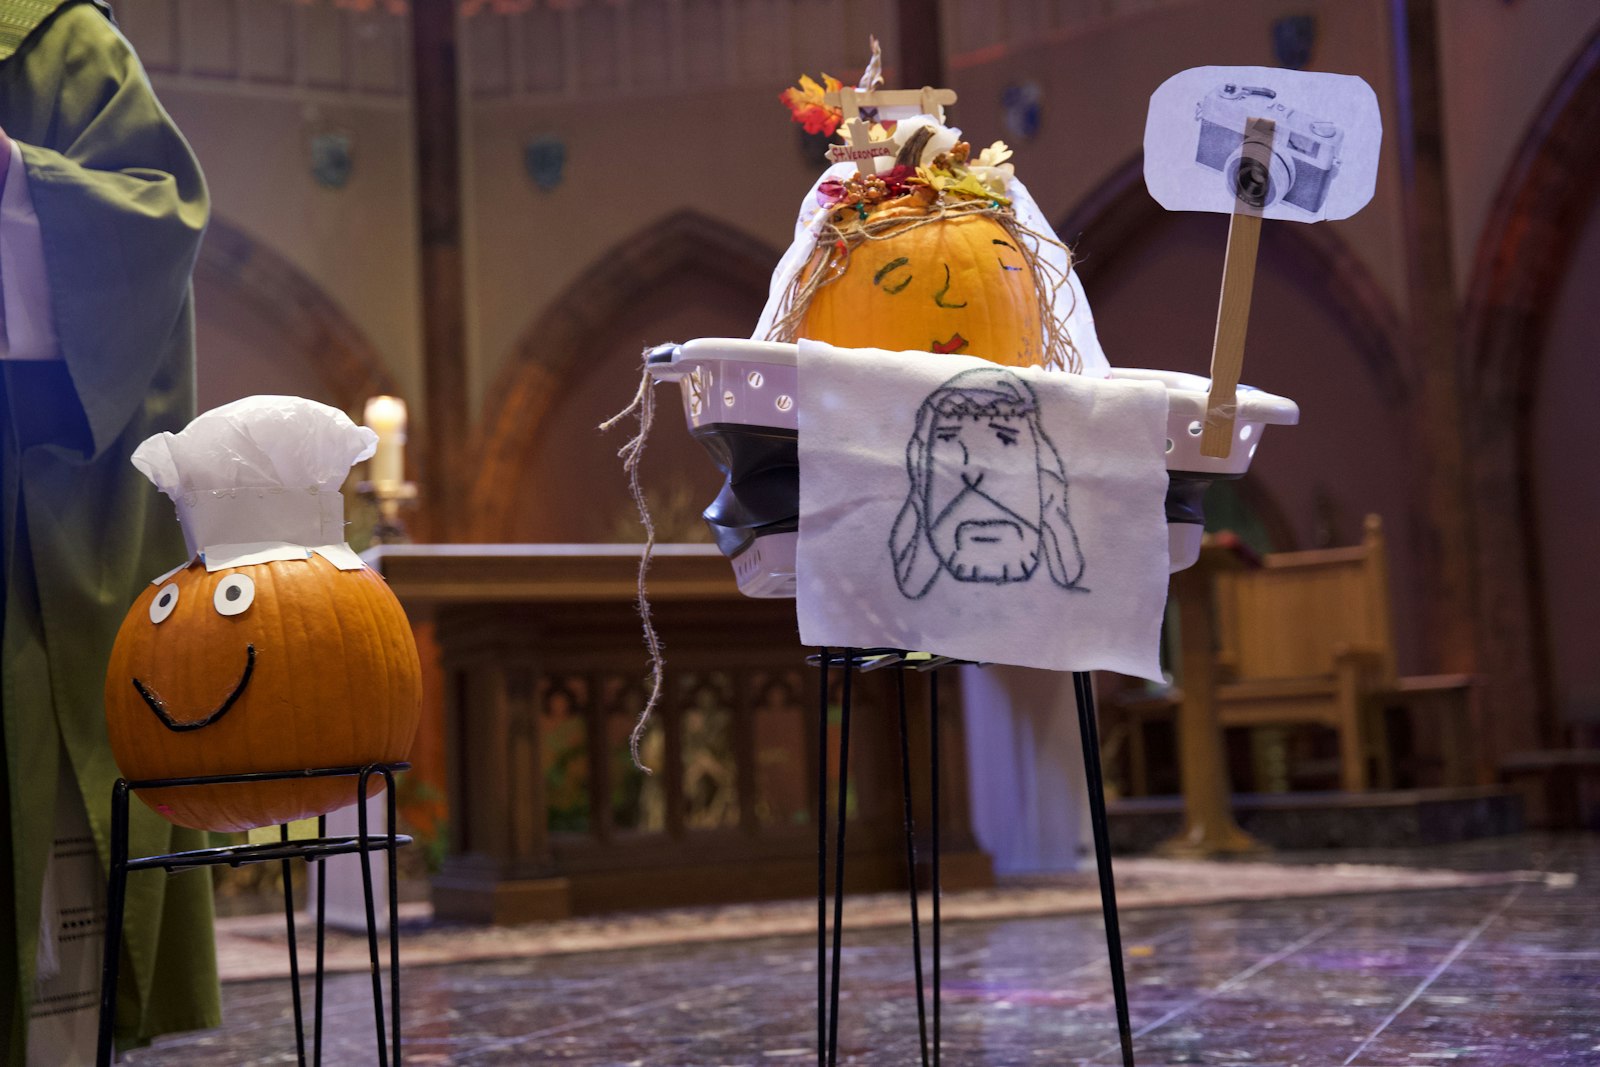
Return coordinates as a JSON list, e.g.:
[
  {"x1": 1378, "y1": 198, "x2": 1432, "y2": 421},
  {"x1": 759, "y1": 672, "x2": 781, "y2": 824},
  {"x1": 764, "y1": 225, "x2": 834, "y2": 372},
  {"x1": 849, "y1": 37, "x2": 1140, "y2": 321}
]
[
  {"x1": 752, "y1": 116, "x2": 1112, "y2": 377},
  {"x1": 132, "y1": 395, "x2": 377, "y2": 573}
]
